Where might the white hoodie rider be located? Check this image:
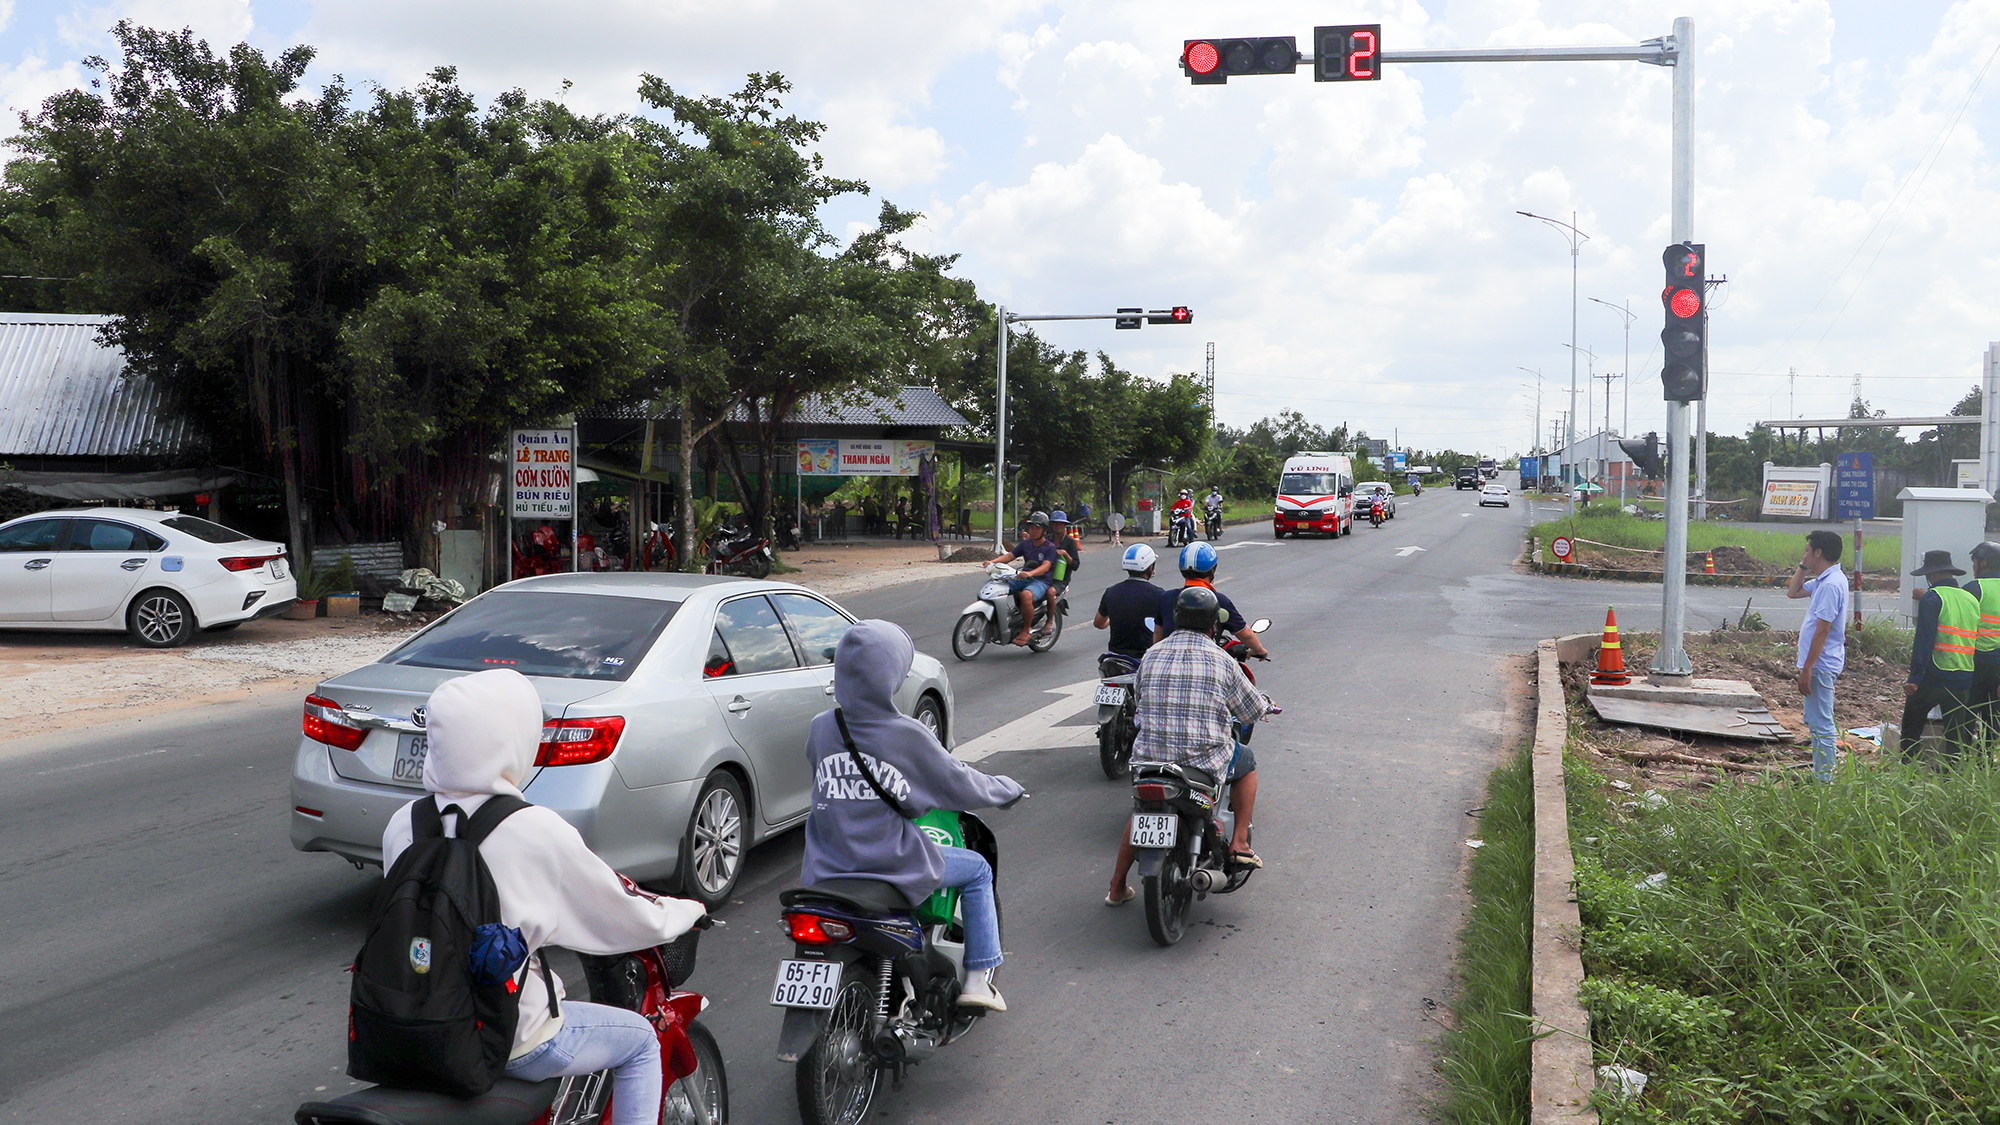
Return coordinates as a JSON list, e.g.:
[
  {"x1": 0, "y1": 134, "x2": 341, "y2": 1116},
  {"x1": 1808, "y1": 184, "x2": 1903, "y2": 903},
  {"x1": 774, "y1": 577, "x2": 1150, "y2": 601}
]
[{"x1": 381, "y1": 668, "x2": 707, "y2": 1125}]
